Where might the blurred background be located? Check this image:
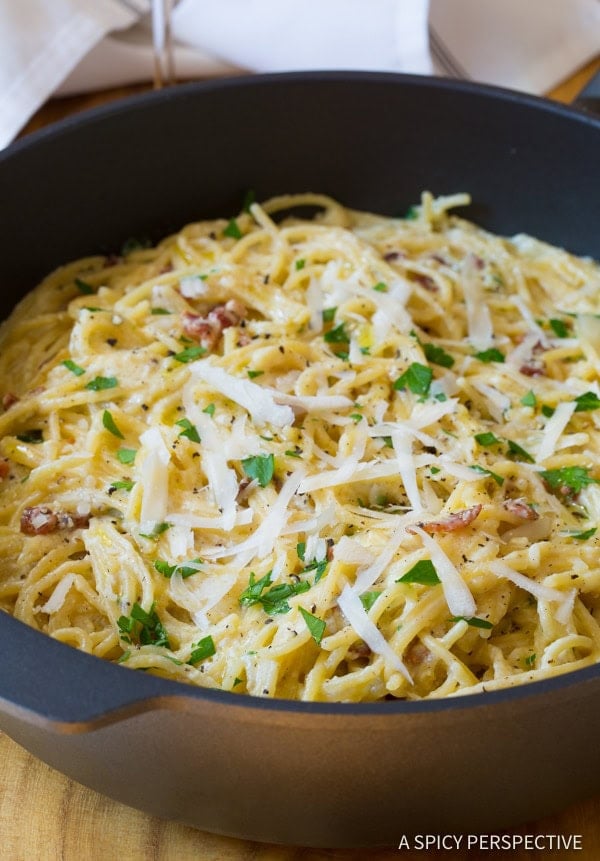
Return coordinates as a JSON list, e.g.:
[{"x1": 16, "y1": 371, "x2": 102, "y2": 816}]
[{"x1": 1, "y1": 0, "x2": 599, "y2": 149}]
